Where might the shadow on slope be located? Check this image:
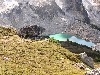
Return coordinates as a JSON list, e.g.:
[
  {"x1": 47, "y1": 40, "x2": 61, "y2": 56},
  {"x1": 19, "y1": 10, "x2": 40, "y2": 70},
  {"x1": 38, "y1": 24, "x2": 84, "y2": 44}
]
[{"x1": 59, "y1": 40, "x2": 100, "y2": 62}]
